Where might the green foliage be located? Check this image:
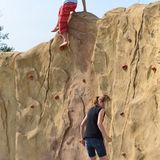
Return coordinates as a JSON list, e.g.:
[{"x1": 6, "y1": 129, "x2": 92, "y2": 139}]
[{"x1": 0, "y1": 26, "x2": 14, "y2": 52}]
